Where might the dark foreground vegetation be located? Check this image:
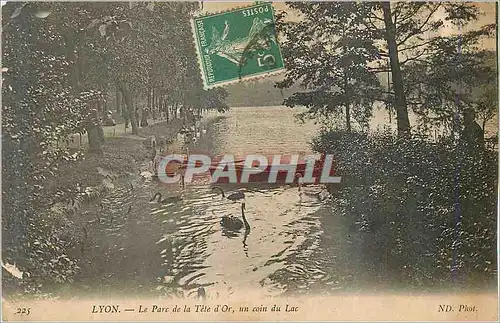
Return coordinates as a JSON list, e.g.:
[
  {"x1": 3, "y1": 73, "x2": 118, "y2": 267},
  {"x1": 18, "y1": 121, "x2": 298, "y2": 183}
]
[
  {"x1": 277, "y1": 2, "x2": 498, "y2": 288},
  {"x1": 2, "y1": 2, "x2": 228, "y2": 297},
  {"x1": 314, "y1": 131, "x2": 497, "y2": 288}
]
